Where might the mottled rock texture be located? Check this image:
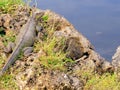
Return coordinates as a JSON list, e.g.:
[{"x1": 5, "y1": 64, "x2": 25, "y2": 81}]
[
  {"x1": 112, "y1": 46, "x2": 120, "y2": 68},
  {"x1": 112, "y1": 46, "x2": 120, "y2": 80}
]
